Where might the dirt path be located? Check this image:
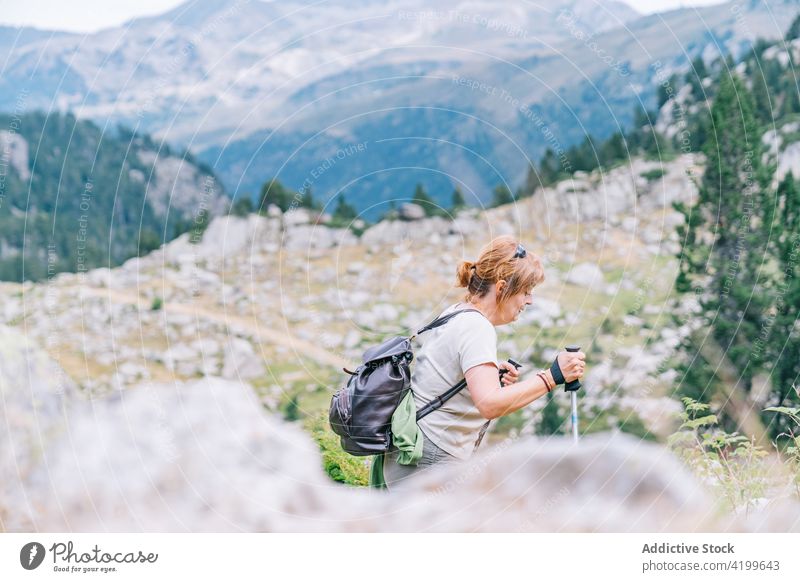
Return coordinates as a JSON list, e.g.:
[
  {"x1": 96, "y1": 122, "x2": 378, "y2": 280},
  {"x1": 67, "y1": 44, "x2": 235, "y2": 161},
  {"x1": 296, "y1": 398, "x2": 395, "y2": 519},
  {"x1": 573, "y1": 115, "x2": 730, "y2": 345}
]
[{"x1": 75, "y1": 286, "x2": 351, "y2": 370}]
